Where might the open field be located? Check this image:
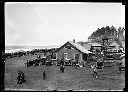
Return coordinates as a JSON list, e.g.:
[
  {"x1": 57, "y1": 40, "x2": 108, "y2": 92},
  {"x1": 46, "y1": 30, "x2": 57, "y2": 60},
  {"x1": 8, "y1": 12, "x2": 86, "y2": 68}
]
[{"x1": 5, "y1": 55, "x2": 125, "y2": 91}]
